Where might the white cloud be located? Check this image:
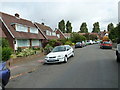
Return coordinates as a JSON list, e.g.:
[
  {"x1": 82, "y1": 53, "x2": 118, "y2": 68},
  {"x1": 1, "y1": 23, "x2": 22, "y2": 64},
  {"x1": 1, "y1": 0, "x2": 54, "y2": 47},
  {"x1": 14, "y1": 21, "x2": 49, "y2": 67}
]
[{"x1": 0, "y1": 0, "x2": 119, "y2": 32}]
